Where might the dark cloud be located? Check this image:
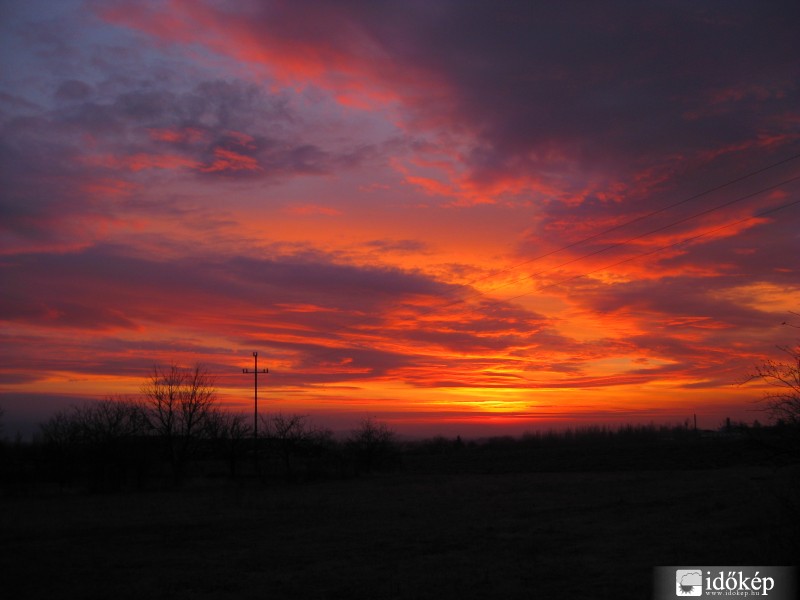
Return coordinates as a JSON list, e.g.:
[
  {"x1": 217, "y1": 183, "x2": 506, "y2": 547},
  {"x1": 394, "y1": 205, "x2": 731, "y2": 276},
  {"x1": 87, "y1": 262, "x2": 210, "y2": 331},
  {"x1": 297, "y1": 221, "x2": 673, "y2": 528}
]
[
  {"x1": 364, "y1": 239, "x2": 428, "y2": 253},
  {"x1": 54, "y1": 79, "x2": 93, "y2": 102},
  {"x1": 60, "y1": 80, "x2": 324, "y2": 175},
  {"x1": 162, "y1": 0, "x2": 800, "y2": 193},
  {"x1": 390, "y1": 1, "x2": 799, "y2": 180},
  {"x1": 0, "y1": 73, "x2": 386, "y2": 246},
  {"x1": 0, "y1": 242, "x2": 453, "y2": 336},
  {"x1": 0, "y1": 116, "x2": 100, "y2": 243},
  {"x1": 577, "y1": 274, "x2": 776, "y2": 329}
]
